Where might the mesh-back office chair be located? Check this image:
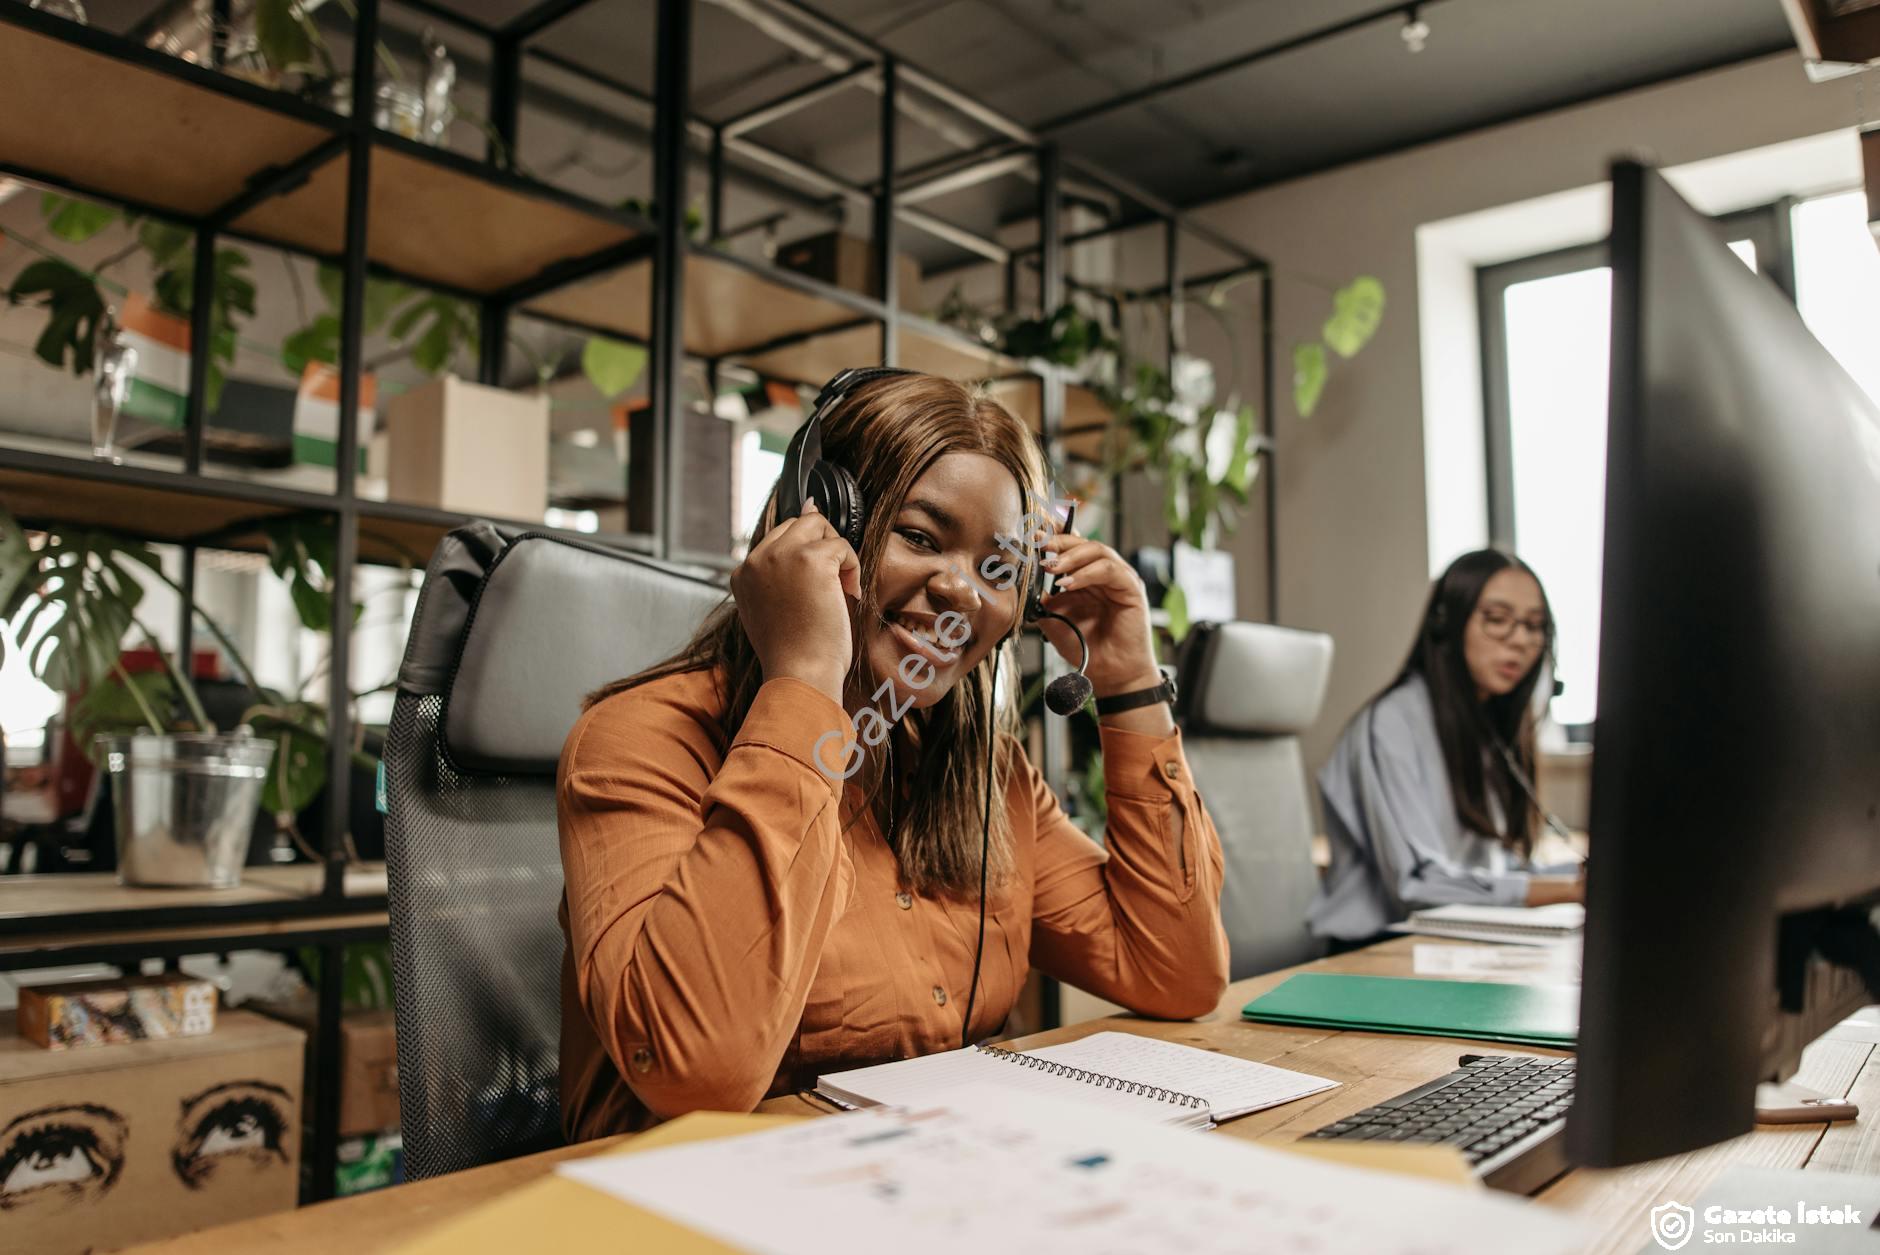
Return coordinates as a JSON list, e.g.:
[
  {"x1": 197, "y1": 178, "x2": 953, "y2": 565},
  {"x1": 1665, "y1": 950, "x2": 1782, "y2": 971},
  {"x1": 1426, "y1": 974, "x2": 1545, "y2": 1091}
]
[
  {"x1": 382, "y1": 524, "x2": 725, "y2": 1180},
  {"x1": 1175, "y1": 621, "x2": 1335, "y2": 980}
]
